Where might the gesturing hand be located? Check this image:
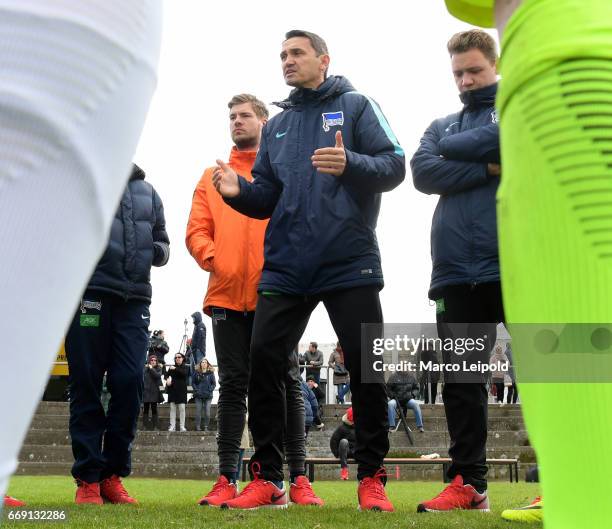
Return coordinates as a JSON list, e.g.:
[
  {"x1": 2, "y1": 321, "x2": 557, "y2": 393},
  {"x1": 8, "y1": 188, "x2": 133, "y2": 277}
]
[
  {"x1": 312, "y1": 131, "x2": 347, "y2": 176},
  {"x1": 212, "y1": 159, "x2": 240, "y2": 198}
]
